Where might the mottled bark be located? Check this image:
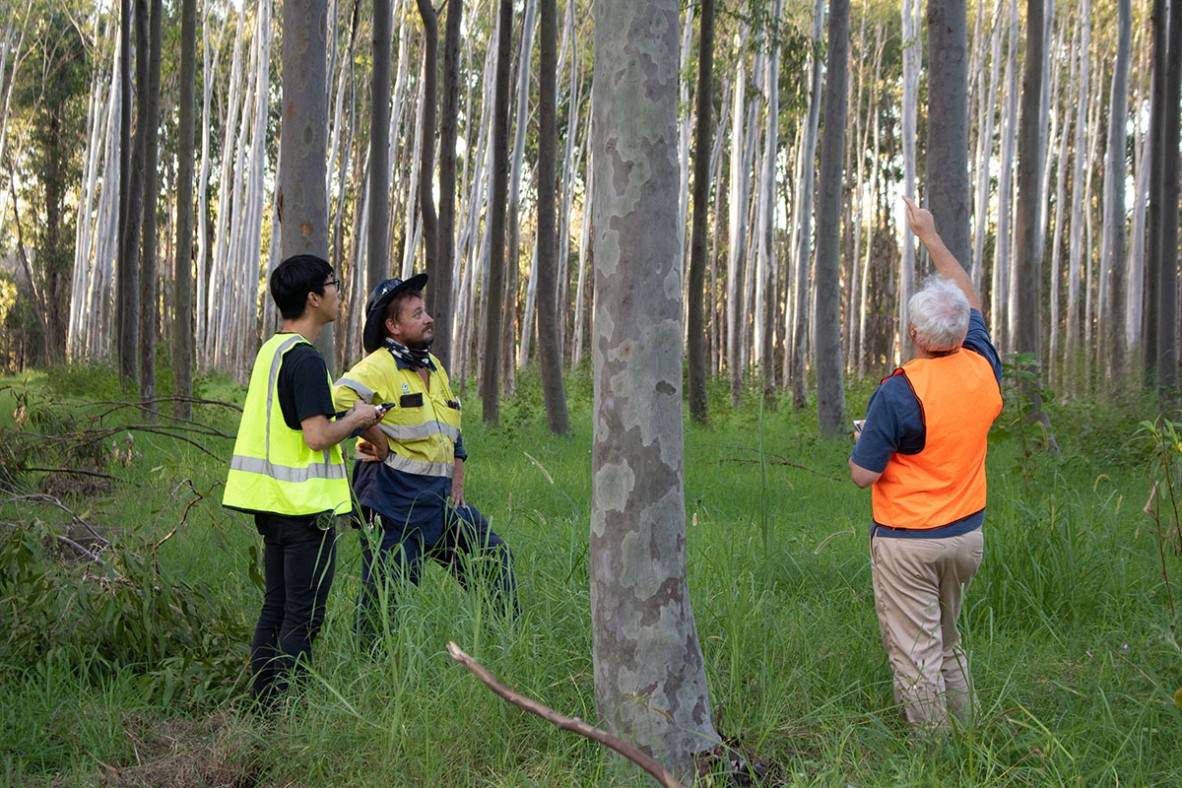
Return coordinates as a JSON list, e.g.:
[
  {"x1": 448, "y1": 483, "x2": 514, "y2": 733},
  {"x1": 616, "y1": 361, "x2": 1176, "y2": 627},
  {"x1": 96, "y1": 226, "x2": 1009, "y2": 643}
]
[{"x1": 590, "y1": 0, "x2": 720, "y2": 779}]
